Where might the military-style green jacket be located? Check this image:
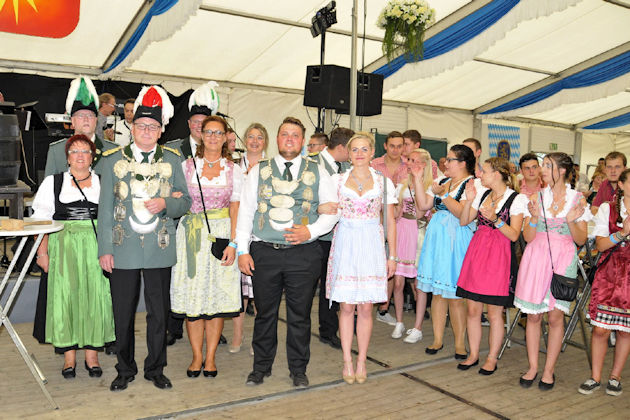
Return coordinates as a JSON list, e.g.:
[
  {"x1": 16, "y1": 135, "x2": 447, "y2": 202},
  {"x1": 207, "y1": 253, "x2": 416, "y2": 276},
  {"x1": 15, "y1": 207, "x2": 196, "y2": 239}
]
[
  {"x1": 96, "y1": 143, "x2": 191, "y2": 269},
  {"x1": 44, "y1": 135, "x2": 118, "y2": 176},
  {"x1": 165, "y1": 137, "x2": 196, "y2": 161}
]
